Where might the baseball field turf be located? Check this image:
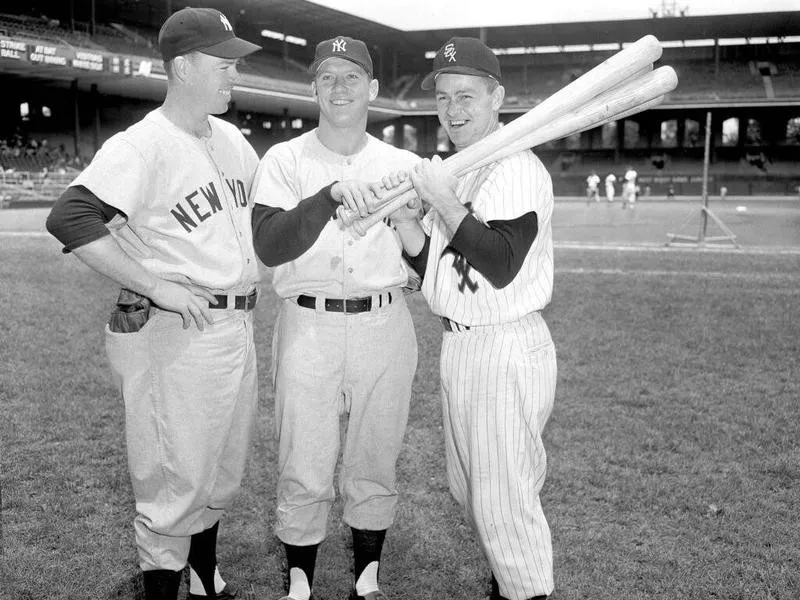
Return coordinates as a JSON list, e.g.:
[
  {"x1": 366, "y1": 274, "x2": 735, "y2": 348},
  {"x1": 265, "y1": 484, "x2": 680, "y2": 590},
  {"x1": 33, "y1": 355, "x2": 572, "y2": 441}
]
[{"x1": 2, "y1": 199, "x2": 799, "y2": 599}]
